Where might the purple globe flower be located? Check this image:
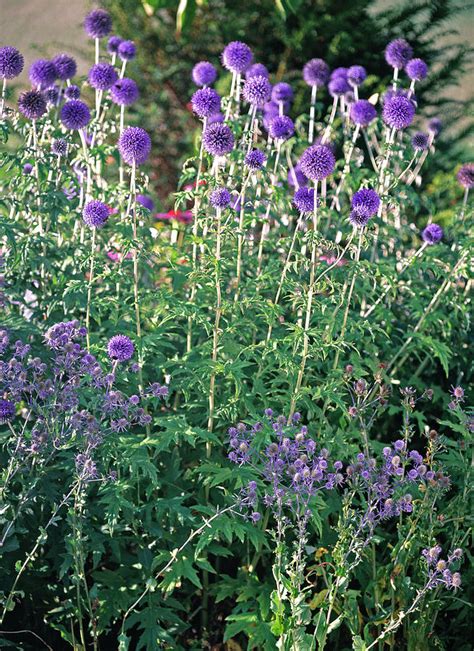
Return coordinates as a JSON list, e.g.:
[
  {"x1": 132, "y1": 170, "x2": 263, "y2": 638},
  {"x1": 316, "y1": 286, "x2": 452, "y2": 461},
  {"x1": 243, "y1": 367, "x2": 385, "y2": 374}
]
[
  {"x1": 137, "y1": 194, "x2": 154, "y2": 211},
  {"x1": 350, "y1": 100, "x2": 377, "y2": 126},
  {"x1": 457, "y1": 163, "x2": 474, "y2": 189},
  {"x1": 422, "y1": 223, "x2": 443, "y2": 244},
  {"x1": 18, "y1": 90, "x2": 47, "y2": 120},
  {"x1": 288, "y1": 164, "x2": 308, "y2": 188},
  {"x1": 243, "y1": 75, "x2": 272, "y2": 107},
  {"x1": 191, "y1": 87, "x2": 221, "y2": 118},
  {"x1": 110, "y1": 78, "x2": 139, "y2": 106},
  {"x1": 383, "y1": 94, "x2": 415, "y2": 129},
  {"x1": 299, "y1": 145, "x2": 335, "y2": 181},
  {"x1": 65, "y1": 85, "x2": 80, "y2": 100},
  {"x1": 118, "y1": 40, "x2": 136, "y2": 61},
  {"x1": 52, "y1": 53, "x2": 77, "y2": 81},
  {"x1": 349, "y1": 211, "x2": 371, "y2": 227},
  {"x1": 88, "y1": 63, "x2": 118, "y2": 90},
  {"x1": 210, "y1": 187, "x2": 232, "y2": 209},
  {"x1": 411, "y1": 132, "x2": 429, "y2": 151},
  {"x1": 192, "y1": 61, "x2": 217, "y2": 86},
  {"x1": 293, "y1": 187, "x2": 315, "y2": 214},
  {"x1": 83, "y1": 200, "x2": 109, "y2": 228},
  {"x1": 245, "y1": 148, "x2": 266, "y2": 170},
  {"x1": 347, "y1": 65, "x2": 367, "y2": 86},
  {"x1": 222, "y1": 41, "x2": 253, "y2": 73},
  {"x1": 0, "y1": 399, "x2": 15, "y2": 423},
  {"x1": 46, "y1": 86, "x2": 60, "y2": 105},
  {"x1": 202, "y1": 122, "x2": 235, "y2": 156},
  {"x1": 303, "y1": 58, "x2": 330, "y2": 87},
  {"x1": 107, "y1": 335, "x2": 135, "y2": 361},
  {"x1": 118, "y1": 127, "x2": 151, "y2": 166},
  {"x1": 405, "y1": 58, "x2": 428, "y2": 81},
  {"x1": 23, "y1": 163, "x2": 33, "y2": 174},
  {"x1": 84, "y1": 9, "x2": 112, "y2": 39},
  {"x1": 328, "y1": 75, "x2": 351, "y2": 96},
  {"x1": 0, "y1": 46, "x2": 24, "y2": 79},
  {"x1": 351, "y1": 188, "x2": 380, "y2": 218},
  {"x1": 60, "y1": 100, "x2": 91, "y2": 130},
  {"x1": 428, "y1": 117, "x2": 442, "y2": 135},
  {"x1": 246, "y1": 63, "x2": 269, "y2": 79},
  {"x1": 208, "y1": 112, "x2": 224, "y2": 124},
  {"x1": 29, "y1": 59, "x2": 57, "y2": 89},
  {"x1": 272, "y1": 82, "x2": 293, "y2": 103},
  {"x1": 269, "y1": 115, "x2": 294, "y2": 141},
  {"x1": 107, "y1": 36, "x2": 123, "y2": 54},
  {"x1": 52, "y1": 138, "x2": 68, "y2": 156},
  {"x1": 385, "y1": 38, "x2": 413, "y2": 69},
  {"x1": 331, "y1": 67, "x2": 348, "y2": 79}
]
